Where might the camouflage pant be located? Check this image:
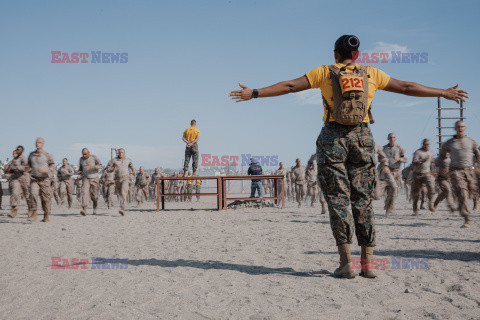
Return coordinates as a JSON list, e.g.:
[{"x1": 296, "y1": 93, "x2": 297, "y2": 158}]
[
  {"x1": 9, "y1": 175, "x2": 30, "y2": 208},
  {"x1": 103, "y1": 181, "x2": 115, "y2": 206},
  {"x1": 307, "y1": 182, "x2": 318, "y2": 204},
  {"x1": 29, "y1": 177, "x2": 52, "y2": 214},
  {"x1": 450, "y1": 167, "x2": 478, "y2": 218},
  {"x1": 295, "y1": 182, "x2": 306, "y2": 204},
  {"x1": 59, "y1": 179, "x2": 74, "y2": 207},
  {"x1": 196, "y1": 185, "x2": 201, "y2": 200},
  {"x1": 51, "y1": 179, "x2": 59, "y2": 204},
  {"x1": 116, "y1": 176, "x2": 130, "y2": 212},
  {"x1": 316, "y1": 123, "x2": 376, "y2": 247},
  {"x1": 183, "y1": 144, "x2": 199, "y2": 173},
  {"x1": 386, "y1": 169, "x2": 401, "y2": 210},
  {"x1": 81, "y1": 177, "x2": 100, "y2": 208},
  {"x1": 434, "y1": 178, "x2": 454, "y2": 209},
  {"x1": 136, "y1": 185, "x2": 149, "y2": 202},
  {"x1": 187, "y1": 184, "x2": 193, "y2": 201},
  {"x1": 411, "y1": 173, "x2": 435, "y2": 204},
  {"x1": 375, "y1": 174, "x2": 397, "y2": 211}
]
